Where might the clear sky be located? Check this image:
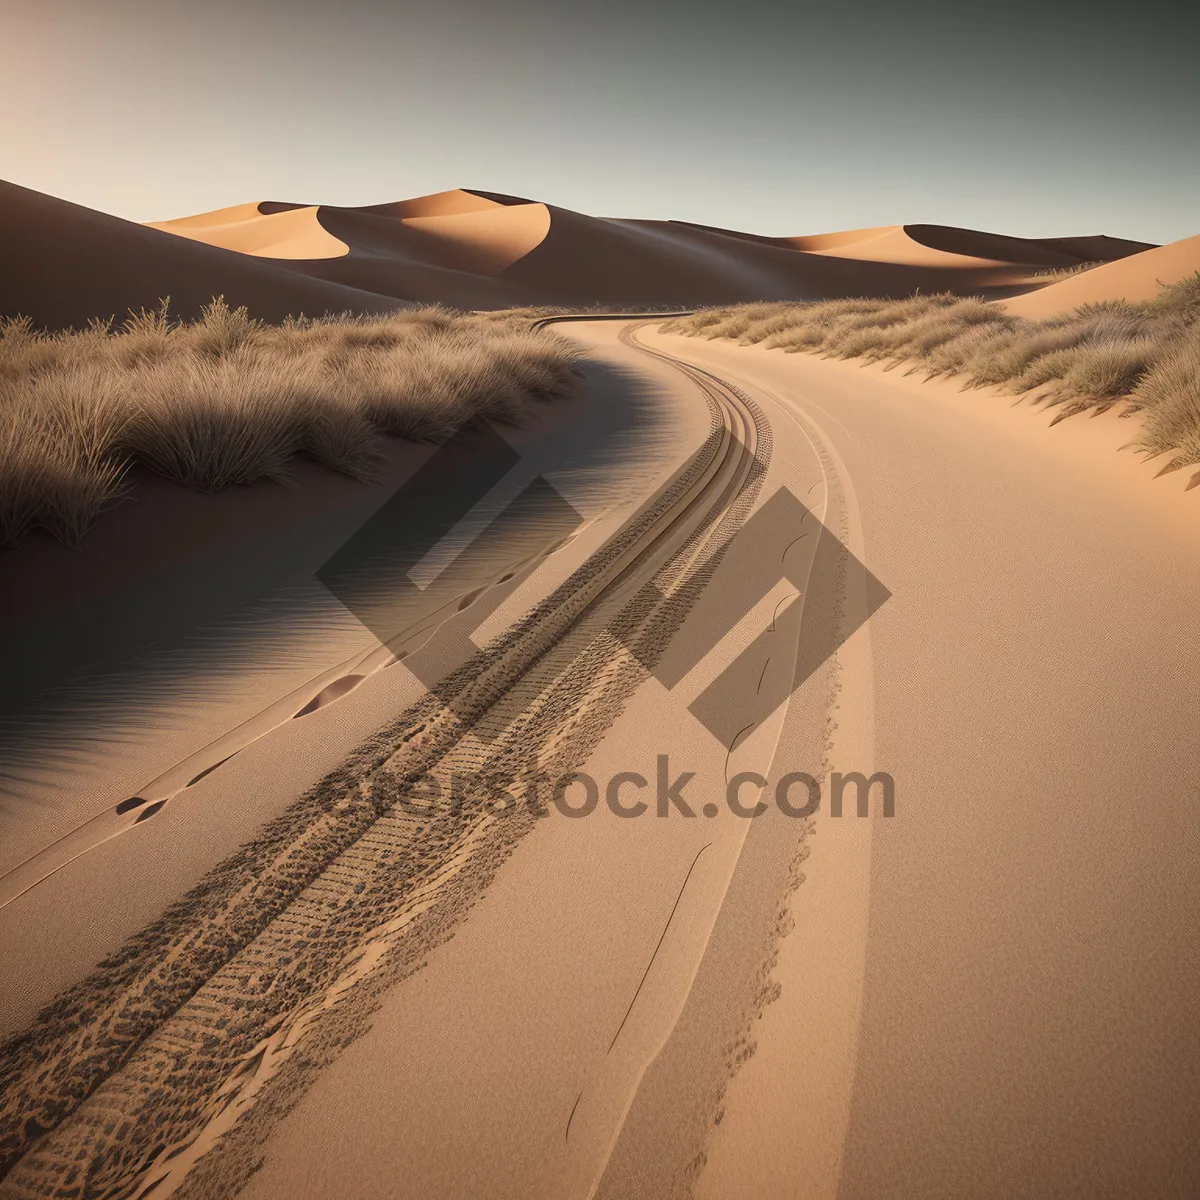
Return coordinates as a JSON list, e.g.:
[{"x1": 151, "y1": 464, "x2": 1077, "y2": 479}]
[{"x1": 3, "y1": 0, "x2": 1197, "y2": 243}]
